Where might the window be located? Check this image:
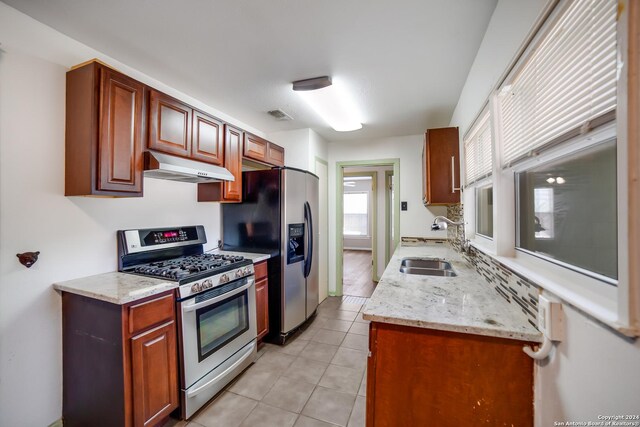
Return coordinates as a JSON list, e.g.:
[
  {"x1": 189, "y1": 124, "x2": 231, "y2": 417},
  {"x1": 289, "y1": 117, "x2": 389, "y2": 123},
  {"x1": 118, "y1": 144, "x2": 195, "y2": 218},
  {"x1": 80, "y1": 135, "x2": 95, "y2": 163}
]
[
  {"x1": 498, "y1": 0, "x2": 617, "y2": 167},
  {"x1": 343, "y1": 192, "x2": 369, "y2": 236},
  {"x1": 464, "y1": 110, "x2": 493, "y2": 185},
  {"x1": 476, "y1": 185, "x2": 493, "y2": 238},
  {"x1": 516, "y1": 139, "x2": 617, "y2": 282},
  {"x1": 460, "y1": 0, "x2": 633, "y2": 331}
]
